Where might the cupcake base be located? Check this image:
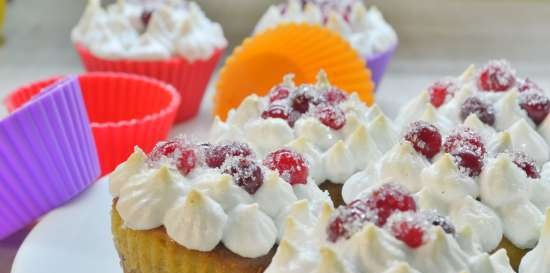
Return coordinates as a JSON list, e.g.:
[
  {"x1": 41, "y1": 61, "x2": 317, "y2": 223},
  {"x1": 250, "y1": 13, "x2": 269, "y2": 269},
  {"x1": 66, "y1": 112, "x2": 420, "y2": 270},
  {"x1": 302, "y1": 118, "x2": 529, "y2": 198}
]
[
  {"x1": 320, "y1": 182, "x2": 344, "y2": 207},
  {"x1": 496, "y1": 237, "x2": 529, "y2": 271},
  {"x1": 111, "y1": 202, "x2": 275, "y2": 273}
]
